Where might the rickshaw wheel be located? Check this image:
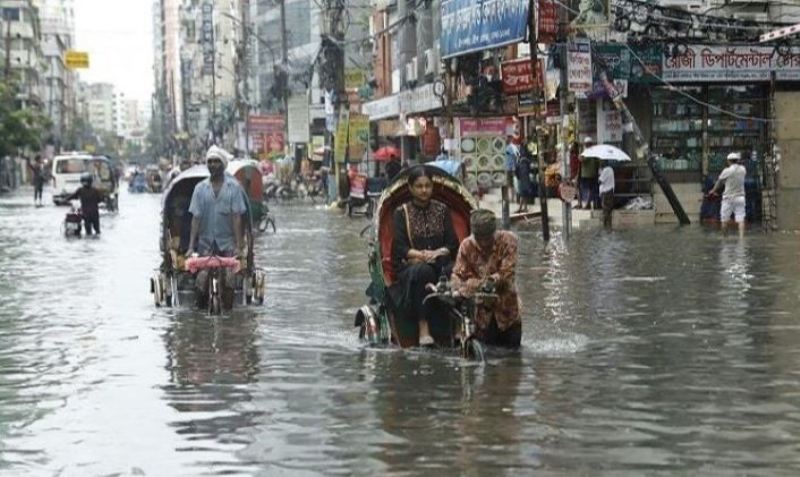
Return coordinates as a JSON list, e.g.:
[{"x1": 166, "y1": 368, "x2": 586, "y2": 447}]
[
  {"x1": 464, "y1": 338, "x2": 486, "y2": 363},
  {"x1": 365, "y1": 199, "x2": 375, "y2": 219}
]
